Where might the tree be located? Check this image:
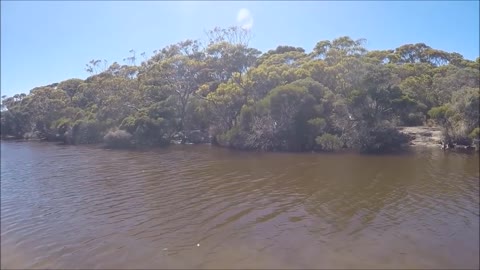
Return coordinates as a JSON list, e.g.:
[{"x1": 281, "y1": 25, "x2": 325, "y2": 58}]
[
  {"x1": 205, "y1": 26, "x2": 252, "y2": 47},
  {"x1": 85, "y1": 59, "x2": 107, "y2": 75},
  {"x1": 58, "y1": 79, "x2": 84, "y2": 102},
  {"x1": 2, "y1": 29, "x2": 478, "y2": 152},
  {"x1": 428, "y1": 105, "x2": 454, "y2": 143}
]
